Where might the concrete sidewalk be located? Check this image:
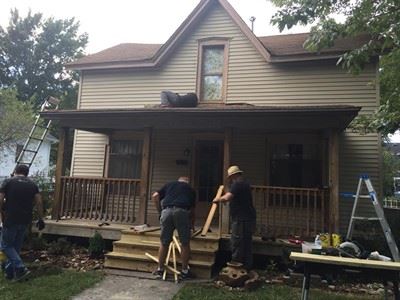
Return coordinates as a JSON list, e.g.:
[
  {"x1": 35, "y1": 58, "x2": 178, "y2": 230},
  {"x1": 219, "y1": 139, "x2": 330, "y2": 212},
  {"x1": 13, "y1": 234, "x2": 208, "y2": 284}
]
[{"x1": 72, "y1": 270, "x2": 187, "y2": 300}]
